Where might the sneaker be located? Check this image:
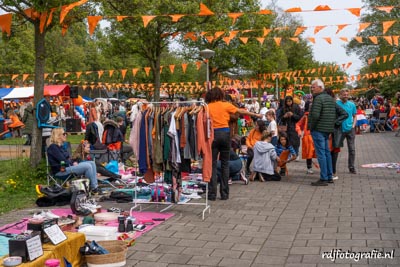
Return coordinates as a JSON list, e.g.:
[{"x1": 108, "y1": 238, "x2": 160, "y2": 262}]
[
  {"x1": 311, "y1": 180, "x2": 328, "y2": 186},
  {"x1": 91, "y1": 187, "x2": 105, "y2": 195},
  {"x1": 307, "y1": 168, "x2": 314, "y2": 174},
  {"x1": 349, "y1": 169, "x2": 357, "y2": 174},
  {"x1": 332, "y1": 176, "x2": 339, "y2": 180},
  {"x1": 327, "y1": 179, "x2": 334, "y2": 184},
  {"x1": 44, "y1": 210, "x2": 60, "y2": 219}
]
